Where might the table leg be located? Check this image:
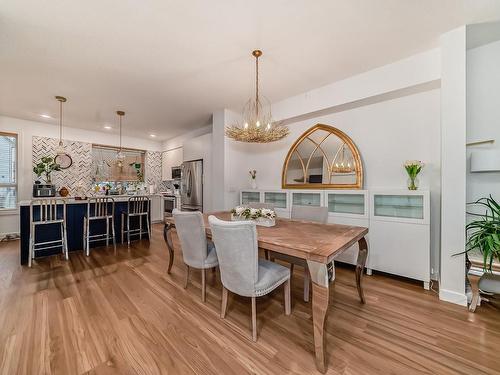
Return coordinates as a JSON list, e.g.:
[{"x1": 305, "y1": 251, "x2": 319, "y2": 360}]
[
  {"x1": 306, "y1": 260, "x2": 330, "y2": 374},
  {"x1": 356, "y1": 237, "x2": 368, "y2": 304},
  {"x1": 163, "y1": 223, "x2": 175, "y2": 274}
]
